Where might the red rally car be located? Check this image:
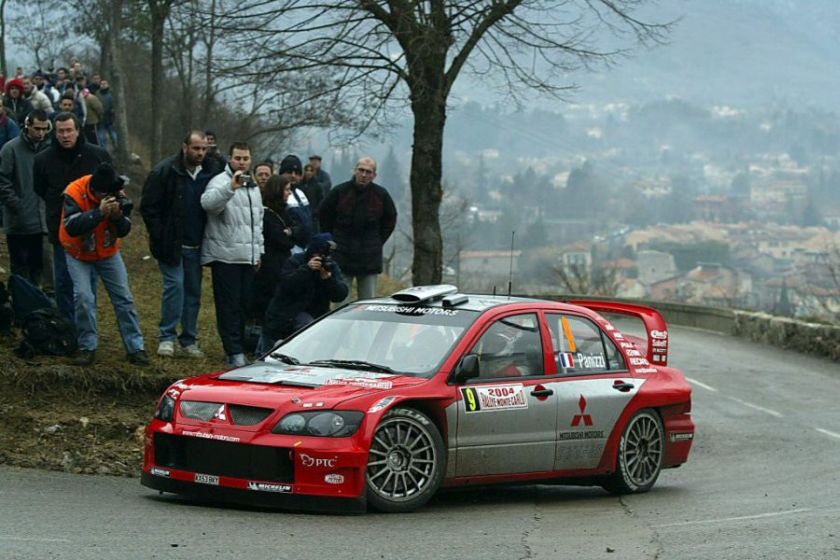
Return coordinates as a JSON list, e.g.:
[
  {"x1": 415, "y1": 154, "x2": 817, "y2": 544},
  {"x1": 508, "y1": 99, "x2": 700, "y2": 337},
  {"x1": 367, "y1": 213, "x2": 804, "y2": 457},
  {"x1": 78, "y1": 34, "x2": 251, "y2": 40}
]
[{"x1": 141, "y1": 285, "x2": 694, "y2": 513}]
